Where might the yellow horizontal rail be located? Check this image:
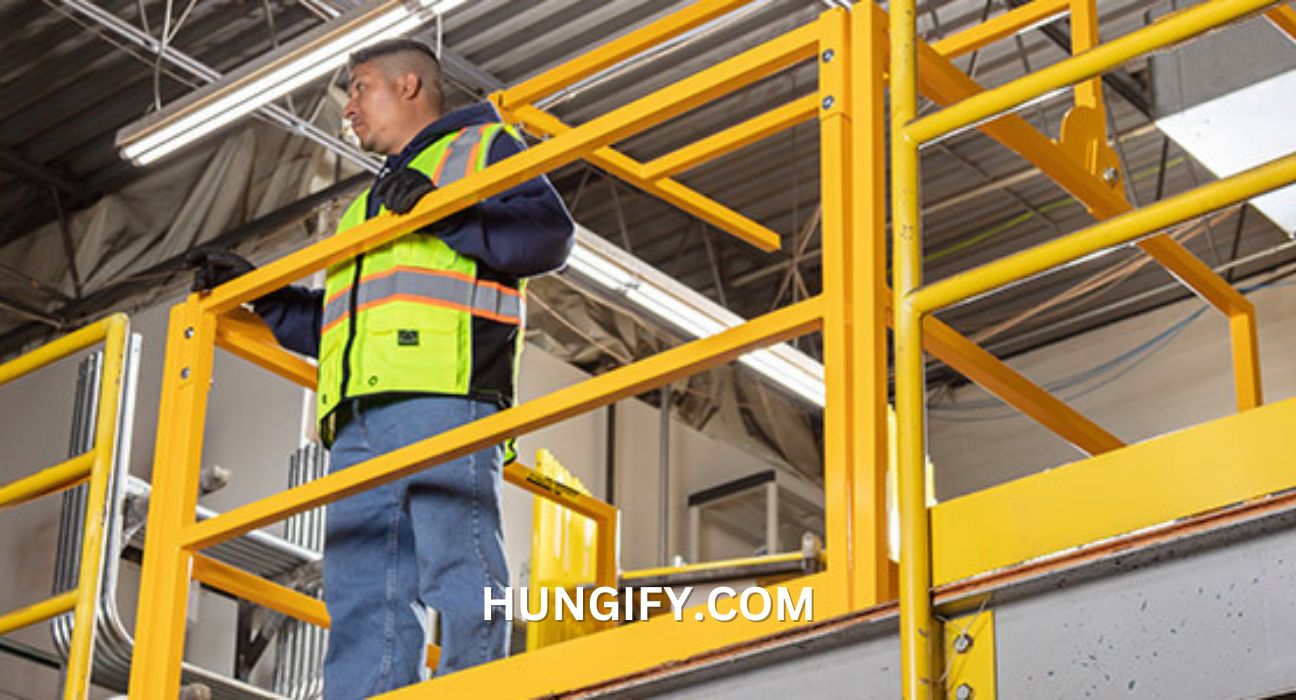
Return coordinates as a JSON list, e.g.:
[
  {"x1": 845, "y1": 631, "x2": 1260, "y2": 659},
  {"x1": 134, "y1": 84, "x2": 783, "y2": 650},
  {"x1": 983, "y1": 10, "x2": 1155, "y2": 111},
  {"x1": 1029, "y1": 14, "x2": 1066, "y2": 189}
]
[
  {"x1": 907, "y1": 0, "x2": 1280, "y2": 144},
  {"x1": 932, "y1": 395, "x2": 1296, "y2": 585},
  {"x1": 505, "y1": 462, "x2": 616, "y2": 523},
  {"x1": 190, "y1": 554, "x2": 330, "y2": 628},
  {"x1": 0, "y1": 318, "x2": 110, "y2": 387},
  {"x1": 622, "y1": 552, "x2": 806, "y2": 581},
  {"x1": 200, "y1": 20, "x2": 821, "y2": 316},
  {"x1": 0, "y1": 591, "x2": 78, "y2": 636},
  {"x1": 180, "y1": 298, "x2": 823, "y2": 551},
  {"x1": 0, "y1": 451, "x2": 95, "y2": 508},
  {"x1": 911, "y1": 150, "x2": 1296, "y2": 313},
  {"x1": 931, "y1": 0, "x2": 1070, "y2": 59},
  {"x1": 499, "y1": 0, "x2": 754, "y2": 109},
  {"x1": 214, "y1": 308, "x2": 316, "y2": 389},
  {"x1": 641, "y1": 94, "x2": 821, "y2": 181},
  {"x1": 380, "y1": 571, "x2": 830, "y2": 698},
  {"x1": 511, "y1": 104, "x2": 783, "y2": 251}
]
